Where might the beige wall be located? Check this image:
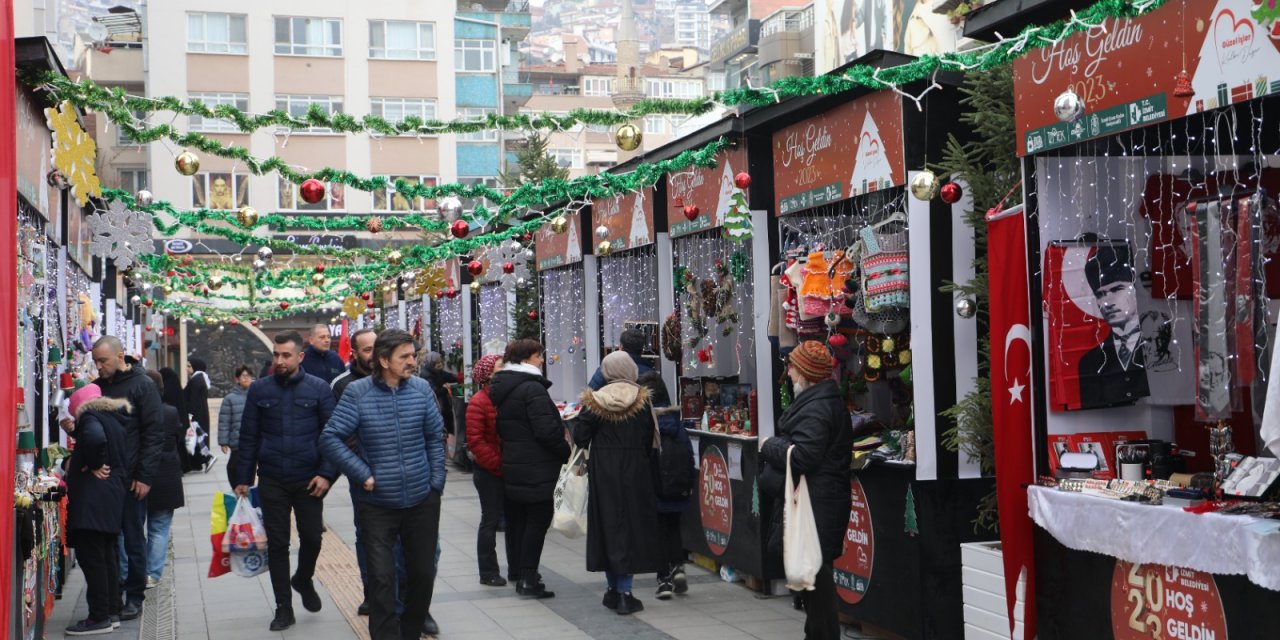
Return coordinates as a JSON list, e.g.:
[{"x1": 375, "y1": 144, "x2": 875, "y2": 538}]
[
  {"x1": 368, "y1": 60, "x2": 440, "y2": 99},
  {"x1": 370, "y1": 138, "x2": 443, "y2": 175},
  {"x1": 272, "y1": 136, "x2": 349, "y2": 170},
  {"x1": 274, "y1": 57, "x2": 346, "y2": 96},
  {"x1": 187, "y1": 55, "x2": 252, "y2": 93}
]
